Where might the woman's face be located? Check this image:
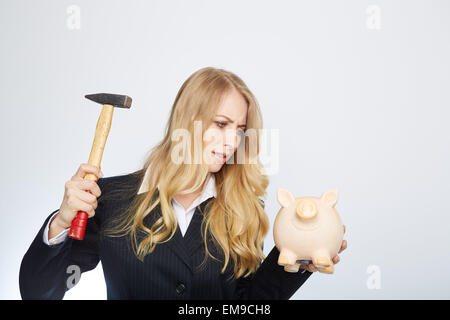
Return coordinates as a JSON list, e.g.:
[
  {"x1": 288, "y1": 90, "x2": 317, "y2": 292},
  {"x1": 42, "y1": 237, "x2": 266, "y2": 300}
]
[{"x1": 203, "y1": 89, "x2": 248, "y2": 173}]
